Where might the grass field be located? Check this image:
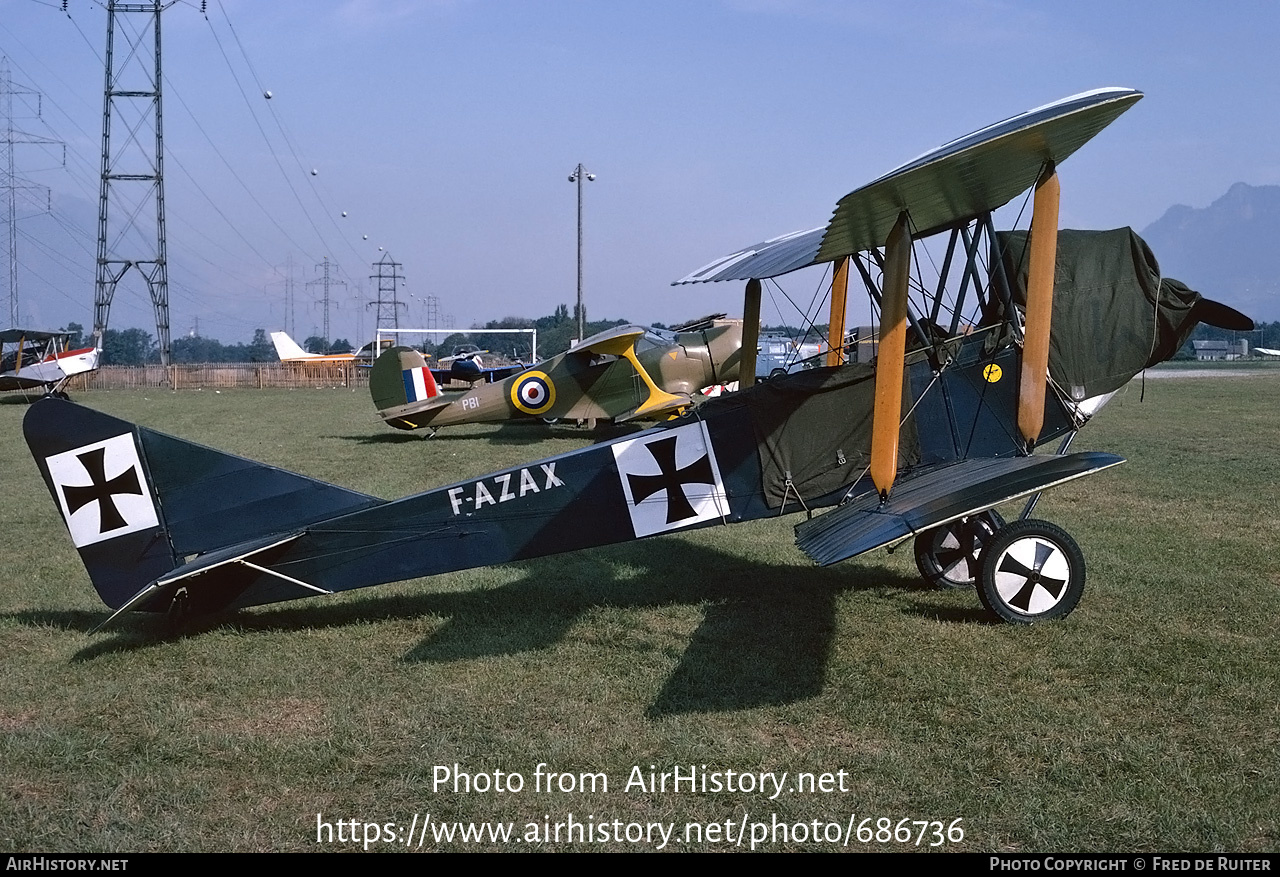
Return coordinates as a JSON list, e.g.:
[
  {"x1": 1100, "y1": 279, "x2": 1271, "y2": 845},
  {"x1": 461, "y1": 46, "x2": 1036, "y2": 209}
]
[{"x1": 1, "y1": 378, "x2": 1277, "y2": 852}]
